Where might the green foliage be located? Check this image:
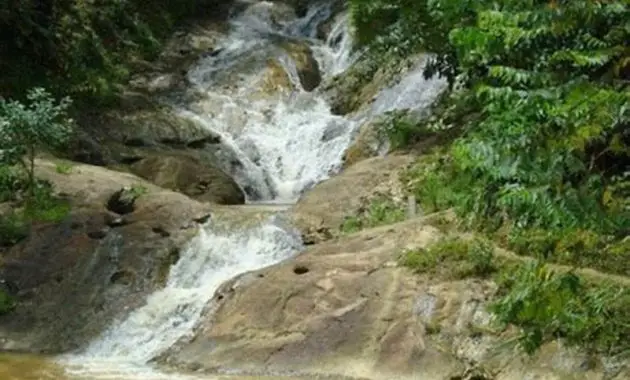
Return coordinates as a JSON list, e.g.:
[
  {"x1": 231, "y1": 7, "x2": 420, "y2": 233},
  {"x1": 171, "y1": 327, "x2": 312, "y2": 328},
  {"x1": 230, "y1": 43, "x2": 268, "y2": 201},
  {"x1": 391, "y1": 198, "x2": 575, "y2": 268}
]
[
  {"x1": 0, "y1": 89, "x2": 72, "y2": 246},
  {"x1": 492, "y1": 261, "x2": 630, "y2": 355},
  {"x1": 0, "y1": 289, "x2": 15, "y2": 315},
  {"x1": 129, "y1": 184, "x2": 149, "y2": 198},
  {"x1": 349, "y1": 0, "x2": 467, "y2": 83},
  {"x1": 374, "y1": 0, "x2": 630, "y2": 270},
  {"x1": 340, "y1": 196, "x2": 406, "y2": 234},
  {"x1": 0, "y1": 166, "x2": 27, "y2": 203},
  {"x1": 55, "y1": 161, "x2": 73, "y2": 174},
  {"x1": 0, "y1": 88, "x2": 73, "y2": 199},
  {"x1": 0, "y1": 0, "x2": 226, "y2": 103},
  {"x1": 506, "y1": 228, "x2": 630, "y2": 276},
  {"x1": 354, "y1": 0, "x2": 630, "y2": 355},
  {"x1": 400, "y1": 236, "x2": 497, "y2": 279},
  {"x1": 0, "y1": 179, "x2": 70, "y2": 247},
  {"x1": 23, "y1": 181, "x2": 71, "y2": 223},
  {"x1": 375, "y1": 110, "x2": 448, "y2": 151}
]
